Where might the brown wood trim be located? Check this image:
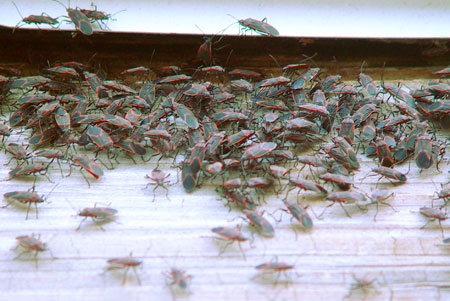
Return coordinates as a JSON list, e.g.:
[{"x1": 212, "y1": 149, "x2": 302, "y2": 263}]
[{"x1": 0, "y1": 25, "x2": 449, "y2": 80}]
